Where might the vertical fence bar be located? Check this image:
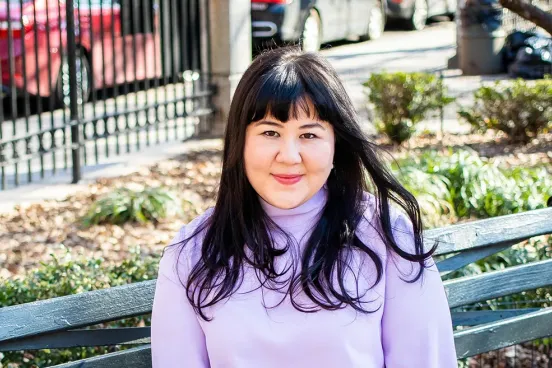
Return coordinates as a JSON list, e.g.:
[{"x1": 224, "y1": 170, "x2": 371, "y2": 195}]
[
  {"x1": 0, "y1": 74, "x2": 4, "y2": 190},
  {"x1": 158, "y1": 0, "x2": 167, "y2": 144},
  {"x1": 169, "y1": 0, "x2": 178, "y2": 141},
  {"x1": 99, "y1": 0, "x2": 109, "y2": 159},
  {"x1": 117, "y1": 0, "x2": 133, "y2": 153},
  {"x1": 32, "y1": 0, "x2": 45, "y2": 179},
  {"x1": 18, "y1": 0, "x2": 32, "y2": 184},
  {"x1": 66, "y1": 0, "x2": 81, "y2": 183},
  {"x1": 6, "y1": 0, "x2": 18, "y2": 135},
  {"x1": 141, "y1": 0, "x2": 152, "y2": 146},
  {"x1": 202, "y1": 0, "x2": 213, "y2": 136},
  {"x1": 44, "y1": 0, "x2": 57, "y2": 176},
  {"x1": 110, "y1": 0, "x2": 121, "y2": 156},
  {"x1": 88, "y1": 0, "x2": 99, "y2": 164},
  {"x1": 178, "y1": 0, "x2": 190, "y2": 140},
  {"x1": 75, "y1": 0, "x2": 88, "y2": 167},
  {"x1": 56, "y1": 0, "x2": 70, "y2": 171},
  {"x1": 6, "y1": 0, "x2": 20, "y2": 188},
  {"x1": 0, "y1": 56, "x2": 4, "y2": 189},
  {"x1": 131, "y1": 0, "x2": 140, "y2": 151},
  {"x1": 151, "y1": 0, "x2": 160, "y2": 146}
]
